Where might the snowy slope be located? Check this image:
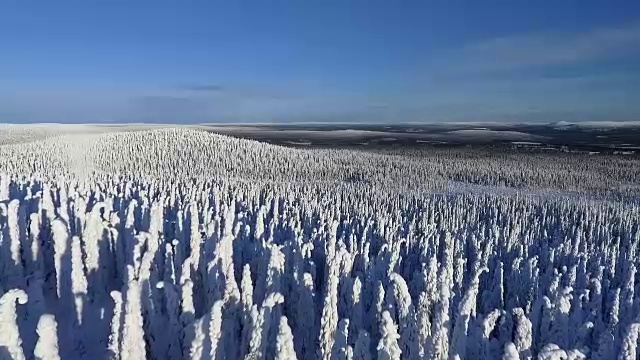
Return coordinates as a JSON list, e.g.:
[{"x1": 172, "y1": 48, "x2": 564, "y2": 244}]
[{"x1": 0, "y1": 126, "x2": 639, "y2": 359}]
